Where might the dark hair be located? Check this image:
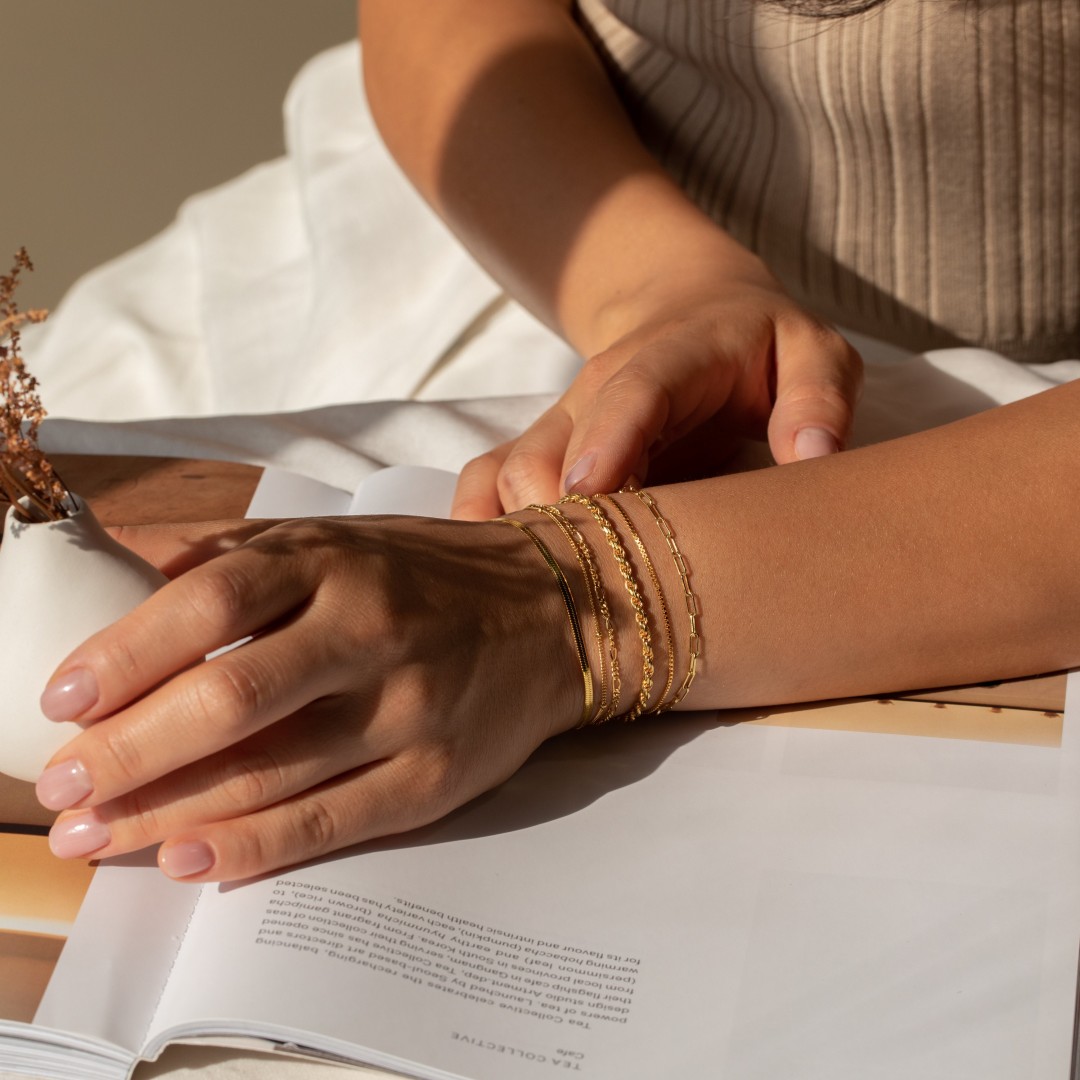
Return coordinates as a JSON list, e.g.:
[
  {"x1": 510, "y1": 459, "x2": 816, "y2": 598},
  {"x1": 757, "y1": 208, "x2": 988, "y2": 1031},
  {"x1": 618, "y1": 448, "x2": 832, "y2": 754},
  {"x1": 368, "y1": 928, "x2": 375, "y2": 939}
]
[{"x1": 764, "y1": 0, "x2": 888, "y2": 16}]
